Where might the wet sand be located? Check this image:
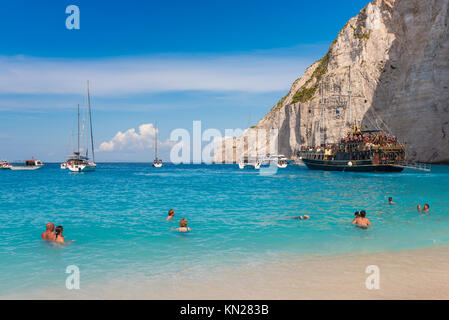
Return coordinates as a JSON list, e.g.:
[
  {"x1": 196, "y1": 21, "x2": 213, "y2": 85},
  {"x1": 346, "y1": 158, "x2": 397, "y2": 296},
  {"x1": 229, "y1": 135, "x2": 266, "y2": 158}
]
[{"x1": 3, "y1": 245, "x2": 449, "y2": 299}]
